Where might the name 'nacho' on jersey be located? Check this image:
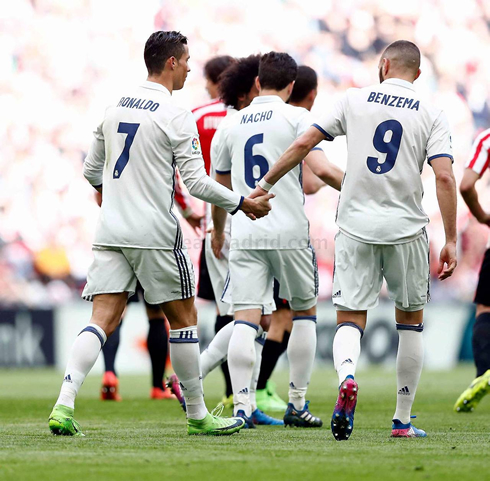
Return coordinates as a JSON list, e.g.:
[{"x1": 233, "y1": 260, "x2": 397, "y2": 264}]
[{"x1": 367, "y1": 92, "x2": 420, "y2": 111}]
